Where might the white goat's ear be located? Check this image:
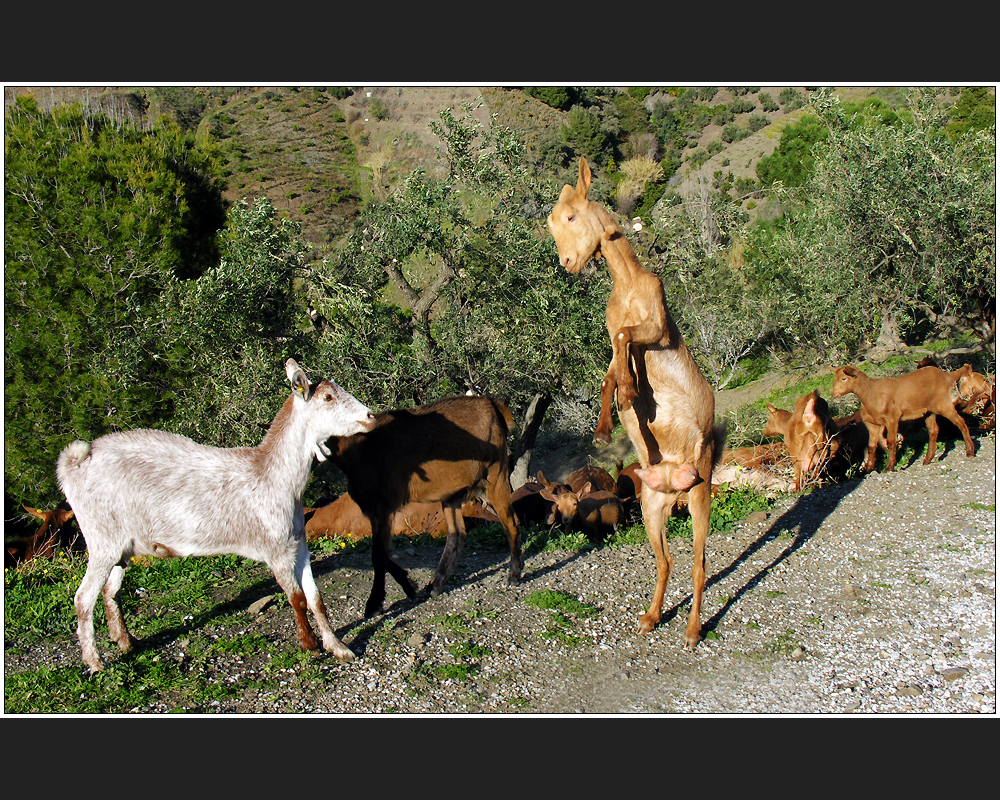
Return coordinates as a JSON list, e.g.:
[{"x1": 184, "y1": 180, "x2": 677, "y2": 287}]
[{"x1": 286, "y1": 359, "x2": 311, "y2": 397}]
